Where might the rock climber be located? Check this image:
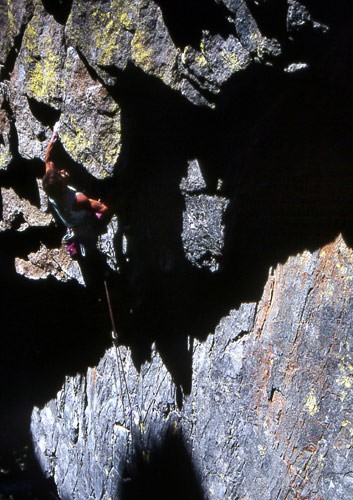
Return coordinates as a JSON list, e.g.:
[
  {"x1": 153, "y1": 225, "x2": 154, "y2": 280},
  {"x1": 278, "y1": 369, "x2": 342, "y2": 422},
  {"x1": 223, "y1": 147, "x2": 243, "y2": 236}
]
[{"x1": 42, "y1": 129, "x2": 110, "y2": 258}]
